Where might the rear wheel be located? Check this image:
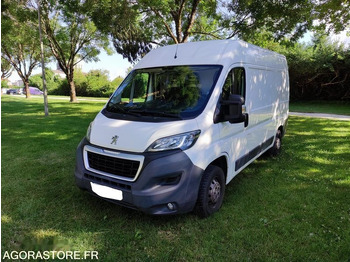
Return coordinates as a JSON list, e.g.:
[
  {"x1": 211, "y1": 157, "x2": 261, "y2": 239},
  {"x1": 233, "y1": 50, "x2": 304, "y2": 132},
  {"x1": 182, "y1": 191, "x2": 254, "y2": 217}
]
[
  {"x1": 195, "y1": 165, "x2": 225, "y2": 218},
  {"x1": 268, "y1": 129, "x2": 282, "y2": 156}
]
